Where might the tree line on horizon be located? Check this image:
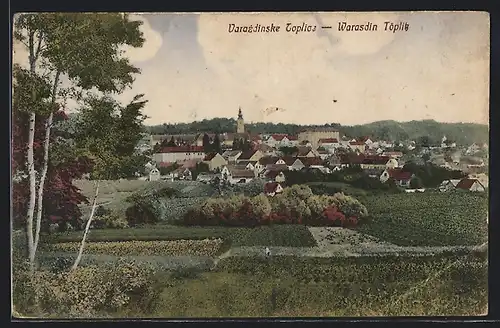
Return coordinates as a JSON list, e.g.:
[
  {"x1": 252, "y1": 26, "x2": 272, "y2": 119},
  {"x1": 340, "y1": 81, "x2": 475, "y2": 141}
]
[{"x1": 142, "y1": 117, "x2": 488, "y2": 147}]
